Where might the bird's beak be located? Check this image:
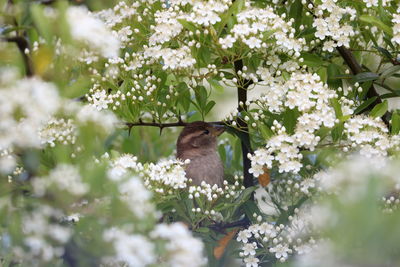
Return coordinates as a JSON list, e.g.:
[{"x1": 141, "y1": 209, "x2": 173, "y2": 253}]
[{"x1": 211, "y1": 124, "x2": 226, "y2": 137}]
